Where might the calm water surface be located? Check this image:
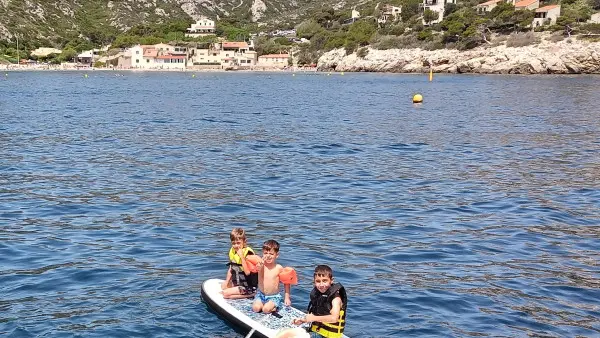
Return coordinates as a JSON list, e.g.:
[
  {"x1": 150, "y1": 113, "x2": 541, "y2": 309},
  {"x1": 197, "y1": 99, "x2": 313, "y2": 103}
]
[{"x1": 1, "y1": 72, "x2": 599, "y2": 337}]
